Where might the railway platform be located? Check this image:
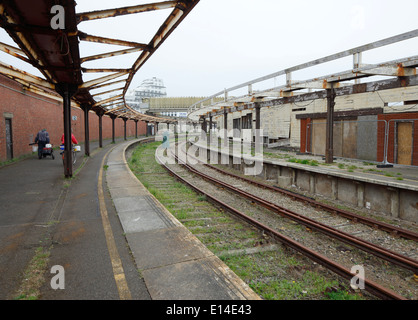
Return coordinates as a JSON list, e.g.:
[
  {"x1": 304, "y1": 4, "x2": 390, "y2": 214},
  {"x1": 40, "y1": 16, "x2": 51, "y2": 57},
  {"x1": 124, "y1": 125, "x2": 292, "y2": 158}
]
[{"x1": 106, "y1": 139, "x2": 260, "y2": 300}]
